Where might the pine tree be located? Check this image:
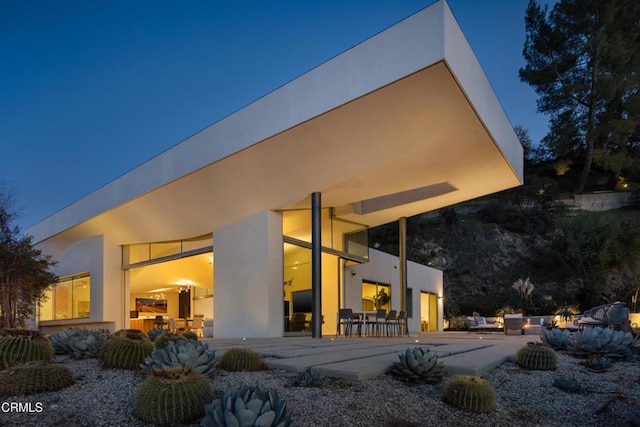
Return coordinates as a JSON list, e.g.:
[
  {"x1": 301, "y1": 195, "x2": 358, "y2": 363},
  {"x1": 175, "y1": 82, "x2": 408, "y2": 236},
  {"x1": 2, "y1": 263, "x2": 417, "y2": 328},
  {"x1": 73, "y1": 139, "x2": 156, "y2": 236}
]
[{"x1": 520, "y1": 0, "x2": 640, "y2": 193}]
